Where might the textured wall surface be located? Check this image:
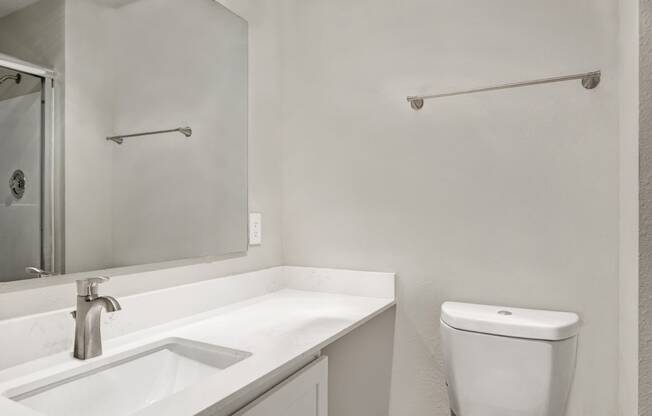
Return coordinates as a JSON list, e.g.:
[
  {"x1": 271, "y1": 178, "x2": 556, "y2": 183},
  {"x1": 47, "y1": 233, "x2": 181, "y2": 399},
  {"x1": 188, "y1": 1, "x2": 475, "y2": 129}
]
[
  {"x1": 65, "y1": 0, "x2": 115, "y2": 272},
  {"x1": 111, "y1": 0, "x2": 247, "y2": 267},
  {"x1": 64, "y1": 0, "x2": 284, "y2": 273},
  {"x1": 0, "y1": 0, "x2": 64, "y2": 69},
  {"x1": 641, "y1": 0, "x2": 652, "y2": 413},
  {"x1": 619, "y1": 0, "x2": 639, "y2": 414},
  {"x1": 65, "y1": 0, "x2": 248, "y2": 271},
  {"x1": 281, "y1": 0, "x2": 620, "y2": 414}
]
